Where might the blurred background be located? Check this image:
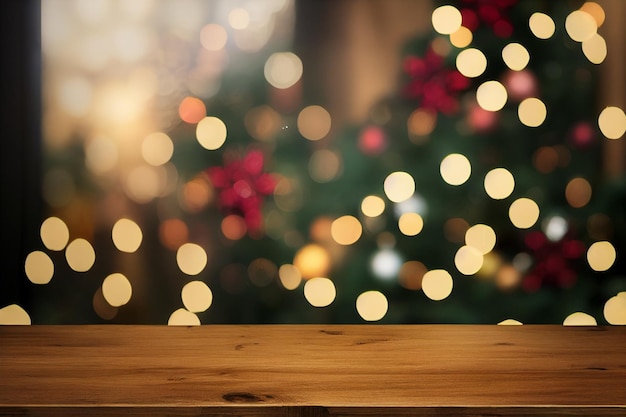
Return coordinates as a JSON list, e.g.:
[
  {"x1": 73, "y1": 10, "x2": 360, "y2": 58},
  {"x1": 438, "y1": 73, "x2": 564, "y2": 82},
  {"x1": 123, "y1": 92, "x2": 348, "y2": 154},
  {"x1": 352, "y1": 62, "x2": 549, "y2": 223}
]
[{"x1": 1, "y1": 0, "x2": 625, "y2": 325}]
